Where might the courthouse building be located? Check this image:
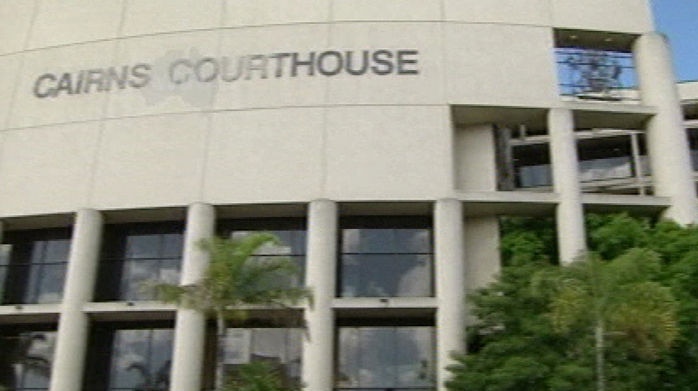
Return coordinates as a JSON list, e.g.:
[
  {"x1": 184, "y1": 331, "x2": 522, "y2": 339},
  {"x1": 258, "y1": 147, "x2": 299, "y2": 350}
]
[{"x1": 0, "y1": 1, "x2": 697, "y2": 390}]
